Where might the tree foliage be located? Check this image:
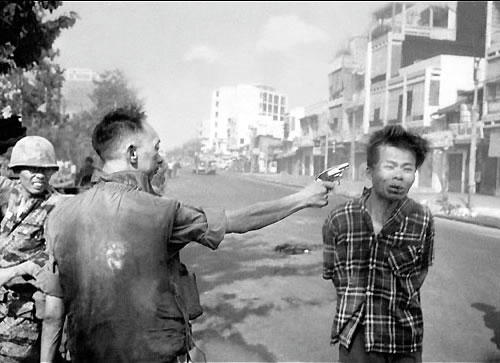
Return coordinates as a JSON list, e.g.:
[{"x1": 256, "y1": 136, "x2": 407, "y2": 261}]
[
  {"x1": 0, "y1": 1, "x2": 77, "y2": 74},
  {"x1": 48, "y1": 69, "x2": 144, "y2": 165},
  {"x1": 0, "y1": 1, "x2": 76, "y2": 156}
]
